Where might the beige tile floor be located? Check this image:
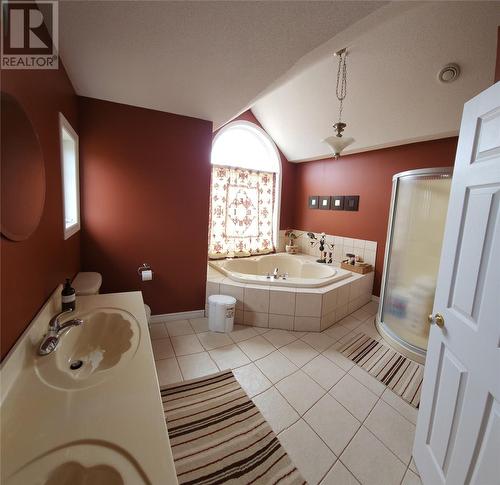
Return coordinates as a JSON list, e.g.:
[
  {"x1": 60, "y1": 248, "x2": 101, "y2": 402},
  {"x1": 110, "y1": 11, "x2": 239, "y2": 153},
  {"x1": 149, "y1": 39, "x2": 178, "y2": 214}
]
[{"x1": 151, "y1": 301, "x2": 421, "y2": 485}]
